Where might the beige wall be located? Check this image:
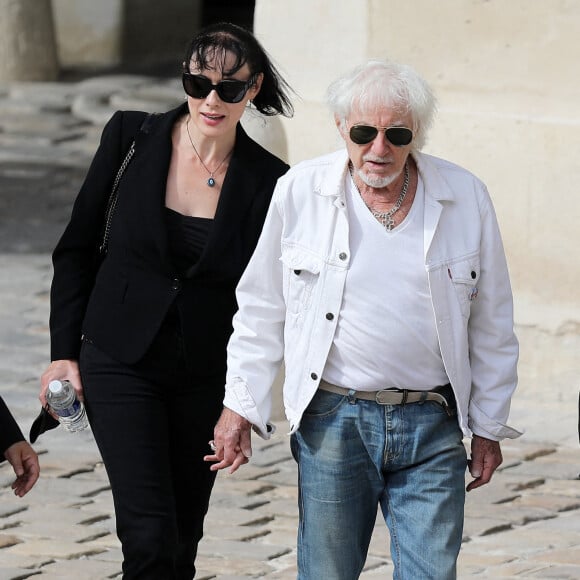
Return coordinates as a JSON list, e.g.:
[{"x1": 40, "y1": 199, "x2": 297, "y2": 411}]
[{"x1": 255, "y1": 0, "x2": 580, "y2": 411}]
